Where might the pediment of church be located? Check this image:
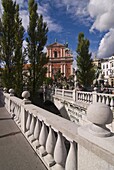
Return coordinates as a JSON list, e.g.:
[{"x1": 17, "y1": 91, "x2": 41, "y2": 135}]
[{"x1": 47, "y1": 42, "x2": 65, "y2": 48}]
